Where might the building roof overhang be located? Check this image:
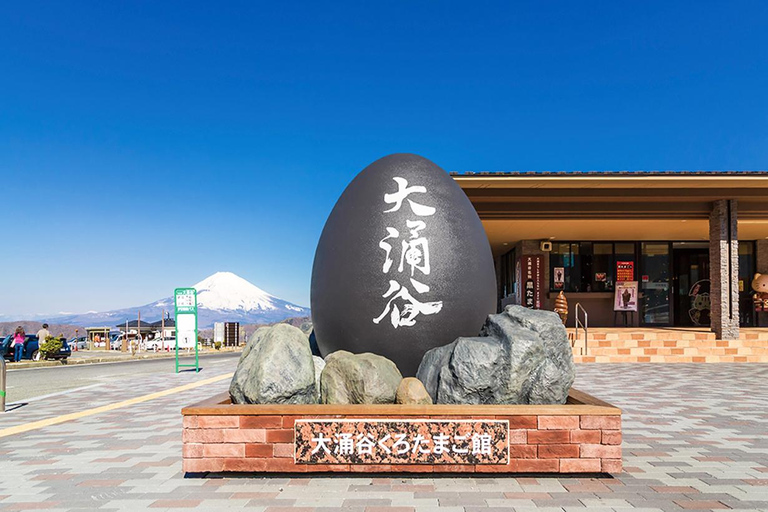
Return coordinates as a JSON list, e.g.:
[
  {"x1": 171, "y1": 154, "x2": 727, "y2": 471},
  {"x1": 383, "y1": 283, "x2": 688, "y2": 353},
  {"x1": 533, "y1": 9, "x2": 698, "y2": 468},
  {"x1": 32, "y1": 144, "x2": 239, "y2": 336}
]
[{"x1": 452, "y1": 172, "x2": 768, "y2": 254}]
